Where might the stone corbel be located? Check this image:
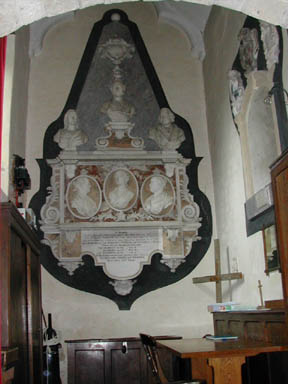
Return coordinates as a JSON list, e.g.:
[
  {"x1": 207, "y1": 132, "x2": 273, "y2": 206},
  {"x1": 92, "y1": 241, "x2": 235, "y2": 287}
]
[
  {"x1": 109, "y1": 279, "x2": 136, "y2": 296},
  {"x1": 58, "y1": 260, "x2": 84, "y2": 276},
  {"x1": 160, "y1": 257, "x2": 186, "y2": 273}
]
